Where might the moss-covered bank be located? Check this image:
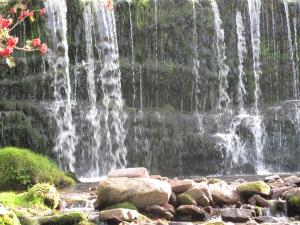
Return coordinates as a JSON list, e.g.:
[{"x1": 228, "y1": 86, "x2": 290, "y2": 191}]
[{"x1": 0, "y1": 147, "x2": 75, "y2": 190}]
